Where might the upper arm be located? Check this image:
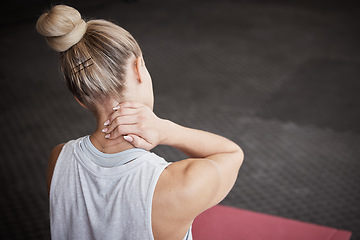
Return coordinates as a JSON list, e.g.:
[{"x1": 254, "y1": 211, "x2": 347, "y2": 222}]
[
  {"x1": 179, "y1": 156, "x2": 242, "y2": 214},
  {"x1": 183, "y1": 146, "x2": 244, "y2": 214},
  {"x1": 180, "y1": 159, "x2": 222, "y2": 214},
  {"x1": 47, "y1": 143, "x2": 65, "y2": 196},
  {"x1": 206, "y1": 147, "x2": 244, "y2": 205},
  {"x1": 152, "y1": 159, "x2": 221, "y2": 239},
  {"x1": 155, "y1": 152, "x2": 243, "y2": 223},
  {"x1": 153, "y1": 148, "x2": 244, "y2": 239}
]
